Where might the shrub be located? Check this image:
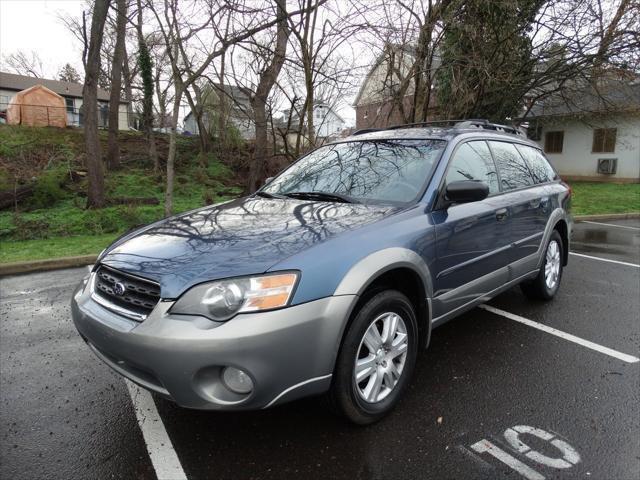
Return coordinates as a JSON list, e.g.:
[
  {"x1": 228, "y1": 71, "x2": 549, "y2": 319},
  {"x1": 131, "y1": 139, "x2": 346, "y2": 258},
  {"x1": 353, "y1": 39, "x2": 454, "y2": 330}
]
[
  {"x1": 10, "y1": 214, "x2": 50, "y2": 240},
  {"x1": 27, "y1": 166, "x2": 69, "y2": 210}
]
